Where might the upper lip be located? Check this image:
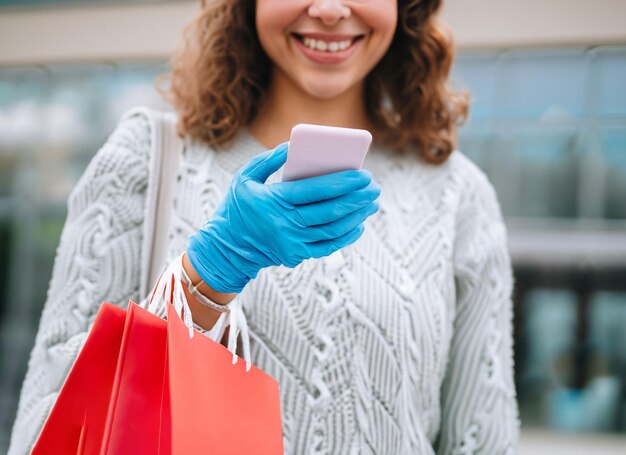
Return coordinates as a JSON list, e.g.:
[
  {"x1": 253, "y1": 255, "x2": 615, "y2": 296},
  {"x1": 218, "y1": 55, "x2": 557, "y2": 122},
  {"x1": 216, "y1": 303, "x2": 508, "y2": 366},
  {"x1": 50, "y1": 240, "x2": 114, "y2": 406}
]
[{"x1": 292, "y1": 32, "x2": 364, "y2": 42}]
